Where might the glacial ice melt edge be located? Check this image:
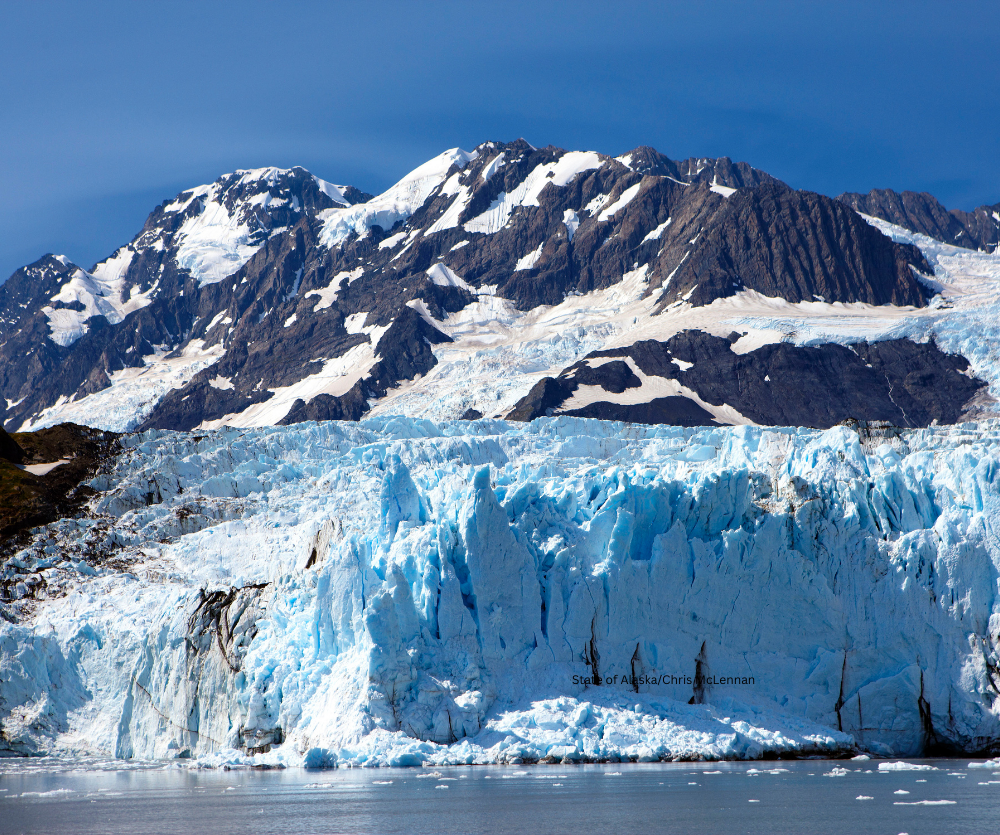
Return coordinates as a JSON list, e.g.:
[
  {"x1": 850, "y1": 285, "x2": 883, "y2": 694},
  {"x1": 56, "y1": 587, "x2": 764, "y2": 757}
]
[{"x1": 3, "y1": 416, "x2": 1000, "y2": 766}]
